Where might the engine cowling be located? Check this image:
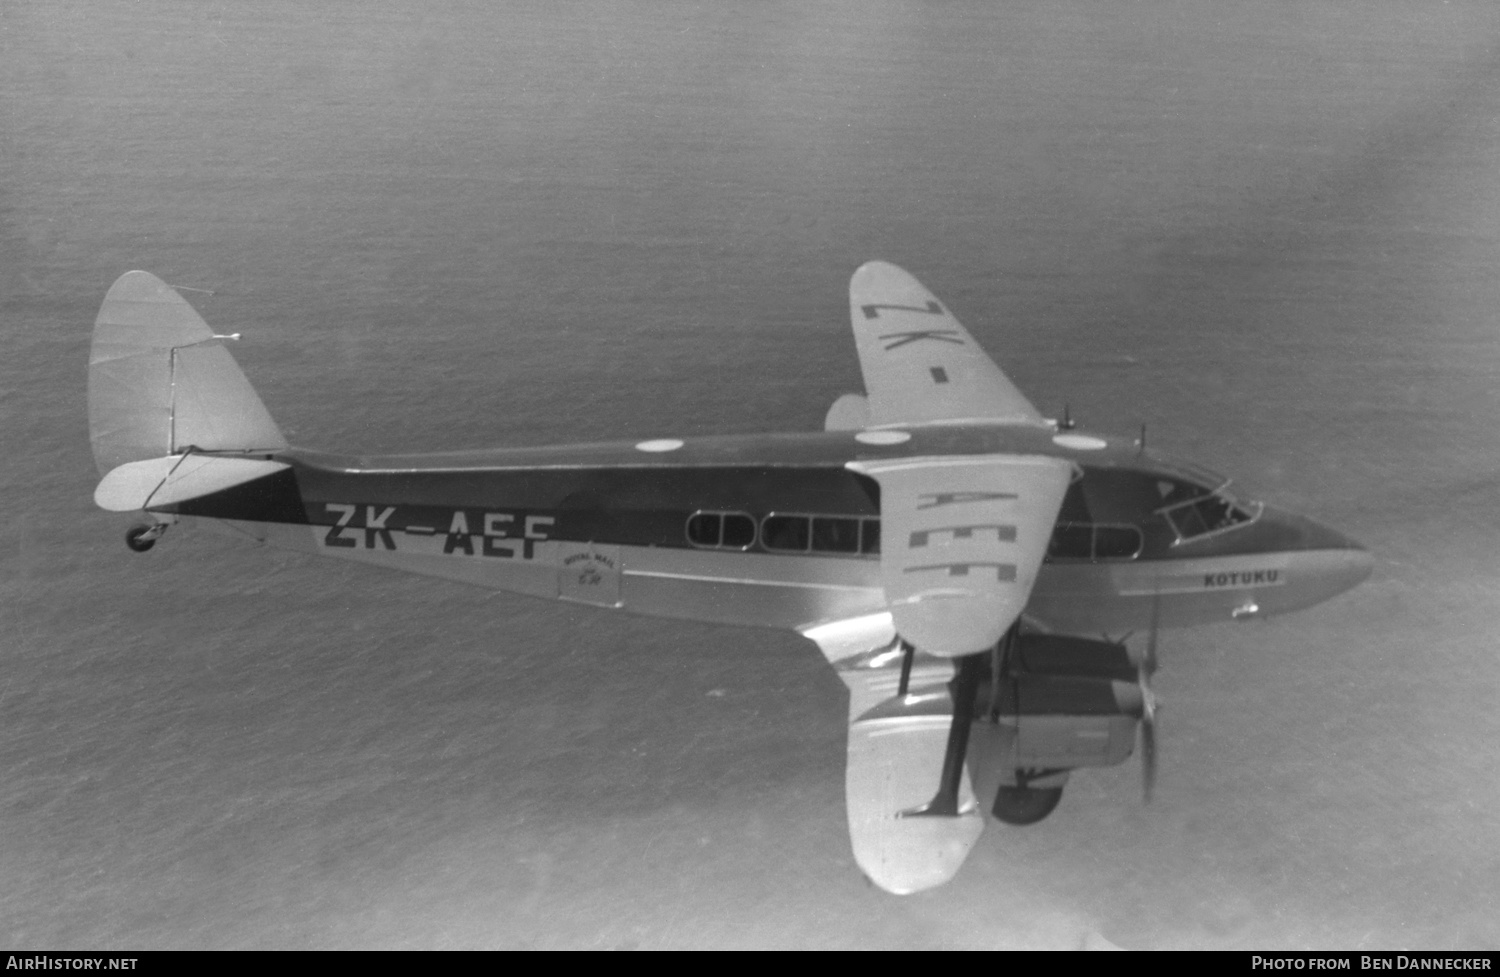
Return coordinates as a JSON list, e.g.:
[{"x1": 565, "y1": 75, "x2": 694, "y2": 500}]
[
  {"x1": 992, "y1": 675, "x2": 1142, "y2": 768},
  {"x1": 976, "y1": 633, "x2": 1145, "y2": 770}
]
